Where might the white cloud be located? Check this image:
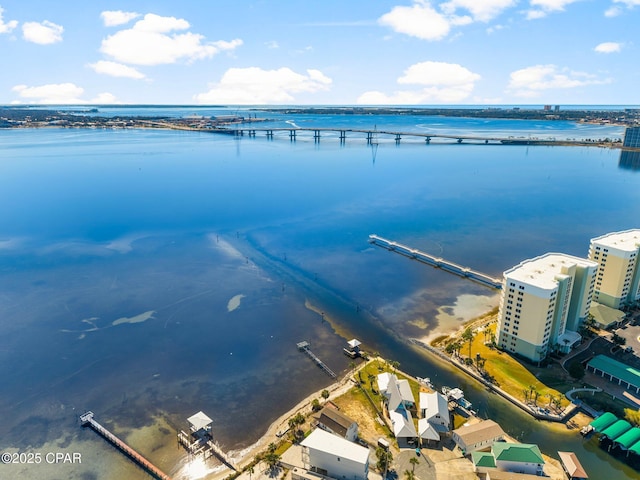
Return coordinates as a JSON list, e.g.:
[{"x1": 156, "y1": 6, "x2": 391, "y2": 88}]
[
  {"x1": 441, "y1": 0, "x2": 516, "y2": 22},
  {"x1": 193, "y1": 67, "x2": 332, "y2": 104},
  {"x1": 22, "y1": 20, "x2": 63, "y2": 44},
  {"x1": 88, "y1": 60, "x2": 146, "y2": 79},
  {"x1": 100, "y1": 10, "x2": 140, "y2": 27},
  {"x1": 607, "y1": 0, "x2": 640, "y2": 15},
  {"x1": 398, "y1": 61, "x2": 481, "y2": 86},
  {"x1": 379, "y1": 1, "x2": 451, "y2": 41},
  {"x1": 507, "y1": 64, "x2": 612, "y2": 97},
  {"x1": 100, "y1": 13, "x2": 242, "y2": 66},
  {"x1": 526, "y1": 0, "x2": 582, "y2": 19},
  {"x1": 379, "y1": 0, "x2": 515, "y2": 41},
  {"x1": 605, "y1": 6, "x2": 622, "y2": 16},
  {"x1": 265, "y1": 40, "x2": 279, "y2": 49},
  {"x1": 594, "y1": 42, "x2": 622, "y2": 53},
  {"x1": 12, "y1": 83, "x2": 117, "y2": 104},
  {"x1": 0, "y1": 6, "x2": 17, "y2": 34},
  {"x1": 357, "y1": 61, "x2": 481, "y2": 104}
]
